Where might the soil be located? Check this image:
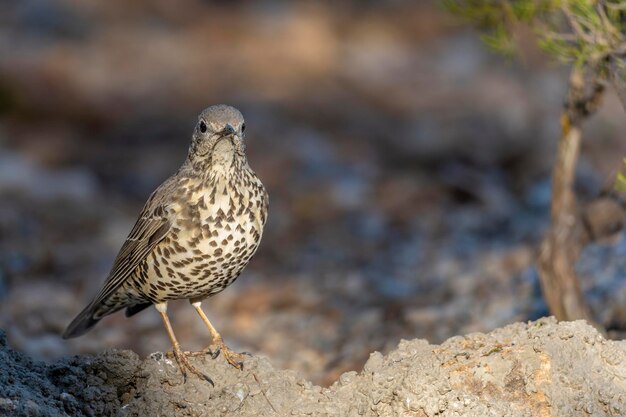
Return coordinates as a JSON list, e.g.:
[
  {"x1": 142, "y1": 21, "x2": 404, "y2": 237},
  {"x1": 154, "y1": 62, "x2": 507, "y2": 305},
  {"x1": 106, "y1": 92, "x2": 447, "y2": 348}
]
[{"x1": 1, "y1": 318, "x2": 625, "y2": 417}]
